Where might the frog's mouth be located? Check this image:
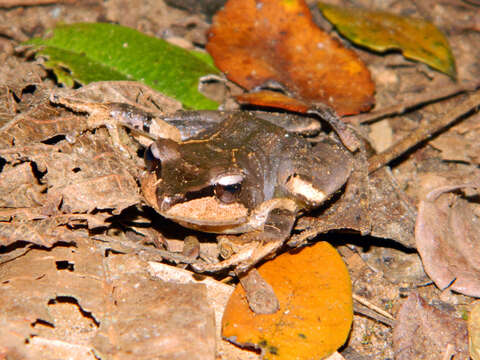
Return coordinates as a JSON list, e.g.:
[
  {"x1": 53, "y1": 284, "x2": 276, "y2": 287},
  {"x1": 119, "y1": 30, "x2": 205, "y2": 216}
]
[{"x1": 160, "y1": 196, "x2": 249, "y2": 232}]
